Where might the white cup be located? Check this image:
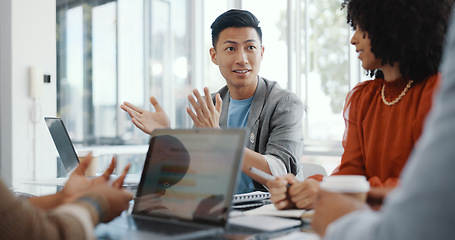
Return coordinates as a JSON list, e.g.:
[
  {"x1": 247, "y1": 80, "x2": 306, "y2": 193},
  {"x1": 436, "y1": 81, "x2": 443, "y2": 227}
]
[
  {"x1": 320, "y1": 175, "x2": 370, "y2": 202},
  {"x1": 78, "y1": 153, "x2": 98, "y2": 177}
]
